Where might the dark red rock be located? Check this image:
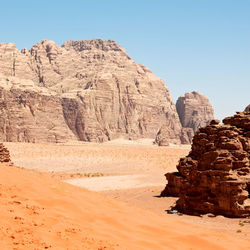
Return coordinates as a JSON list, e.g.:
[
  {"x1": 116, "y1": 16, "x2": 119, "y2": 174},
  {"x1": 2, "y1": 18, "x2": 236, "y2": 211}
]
[
  {"x1": 0, "y1": 143, "x2": 11, "y2": 164},
  {"x1": 210, "y1": 119, "x2": 220, "y2": 125},
  {"x1": 245, "y1": 105, "x2": 250, "y2": 112},
  {"x1": 162, "y1": 111, "x2": 250, "y2": 218}
]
